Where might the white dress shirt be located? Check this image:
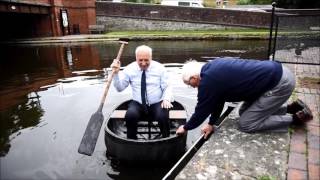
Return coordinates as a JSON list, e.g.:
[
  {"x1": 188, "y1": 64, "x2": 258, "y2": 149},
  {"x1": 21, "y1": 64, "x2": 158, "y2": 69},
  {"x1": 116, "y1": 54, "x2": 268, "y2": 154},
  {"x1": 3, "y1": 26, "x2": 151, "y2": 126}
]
[{"x1": 113, "y1": 60, "x2": 173, "y2": 105}]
